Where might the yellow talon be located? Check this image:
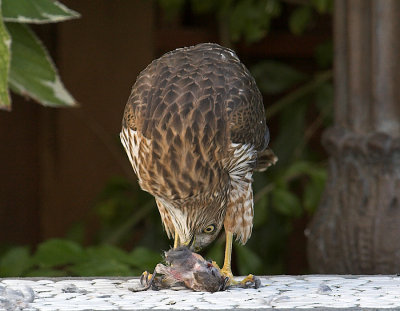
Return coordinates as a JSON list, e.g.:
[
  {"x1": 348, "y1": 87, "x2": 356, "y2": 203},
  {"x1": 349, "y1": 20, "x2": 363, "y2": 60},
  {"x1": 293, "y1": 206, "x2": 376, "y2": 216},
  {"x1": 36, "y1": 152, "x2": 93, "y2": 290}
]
[
  {"x1": 220, "y1": 266, "x2": 238, "y2": 285},
  {"x1": 211, "y1": 260, "x2": 220, "y2": 269},
  {"x1": 240, "y1": 274, "x2": 254, "y2": 285},
  {"x1": 140, "y1": 271, "x2": 153, "y2": 286},
  {"x1": 219, "y1": 231, "x2": 238, "y2": 285},
  {"x1": 218, "y1": 231, "x2": 260, "y2": 288}
]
